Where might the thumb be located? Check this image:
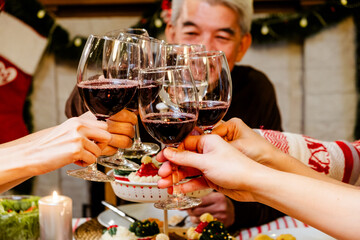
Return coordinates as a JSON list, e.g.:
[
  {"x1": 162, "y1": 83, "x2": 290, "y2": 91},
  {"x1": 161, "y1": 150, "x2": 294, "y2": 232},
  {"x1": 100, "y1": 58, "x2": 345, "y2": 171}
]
[{"x1": 163, "y1": 148, "x2": 203, "y2": 170}]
